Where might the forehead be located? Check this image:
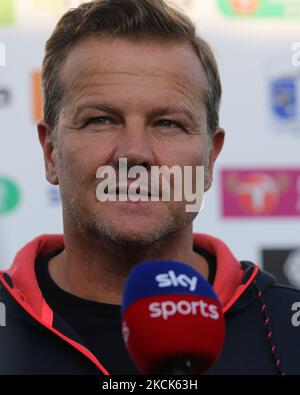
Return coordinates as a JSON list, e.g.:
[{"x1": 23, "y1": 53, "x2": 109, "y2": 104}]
[{"x1": 60, "y1": 36, "x2": 208, "y2": 105}]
